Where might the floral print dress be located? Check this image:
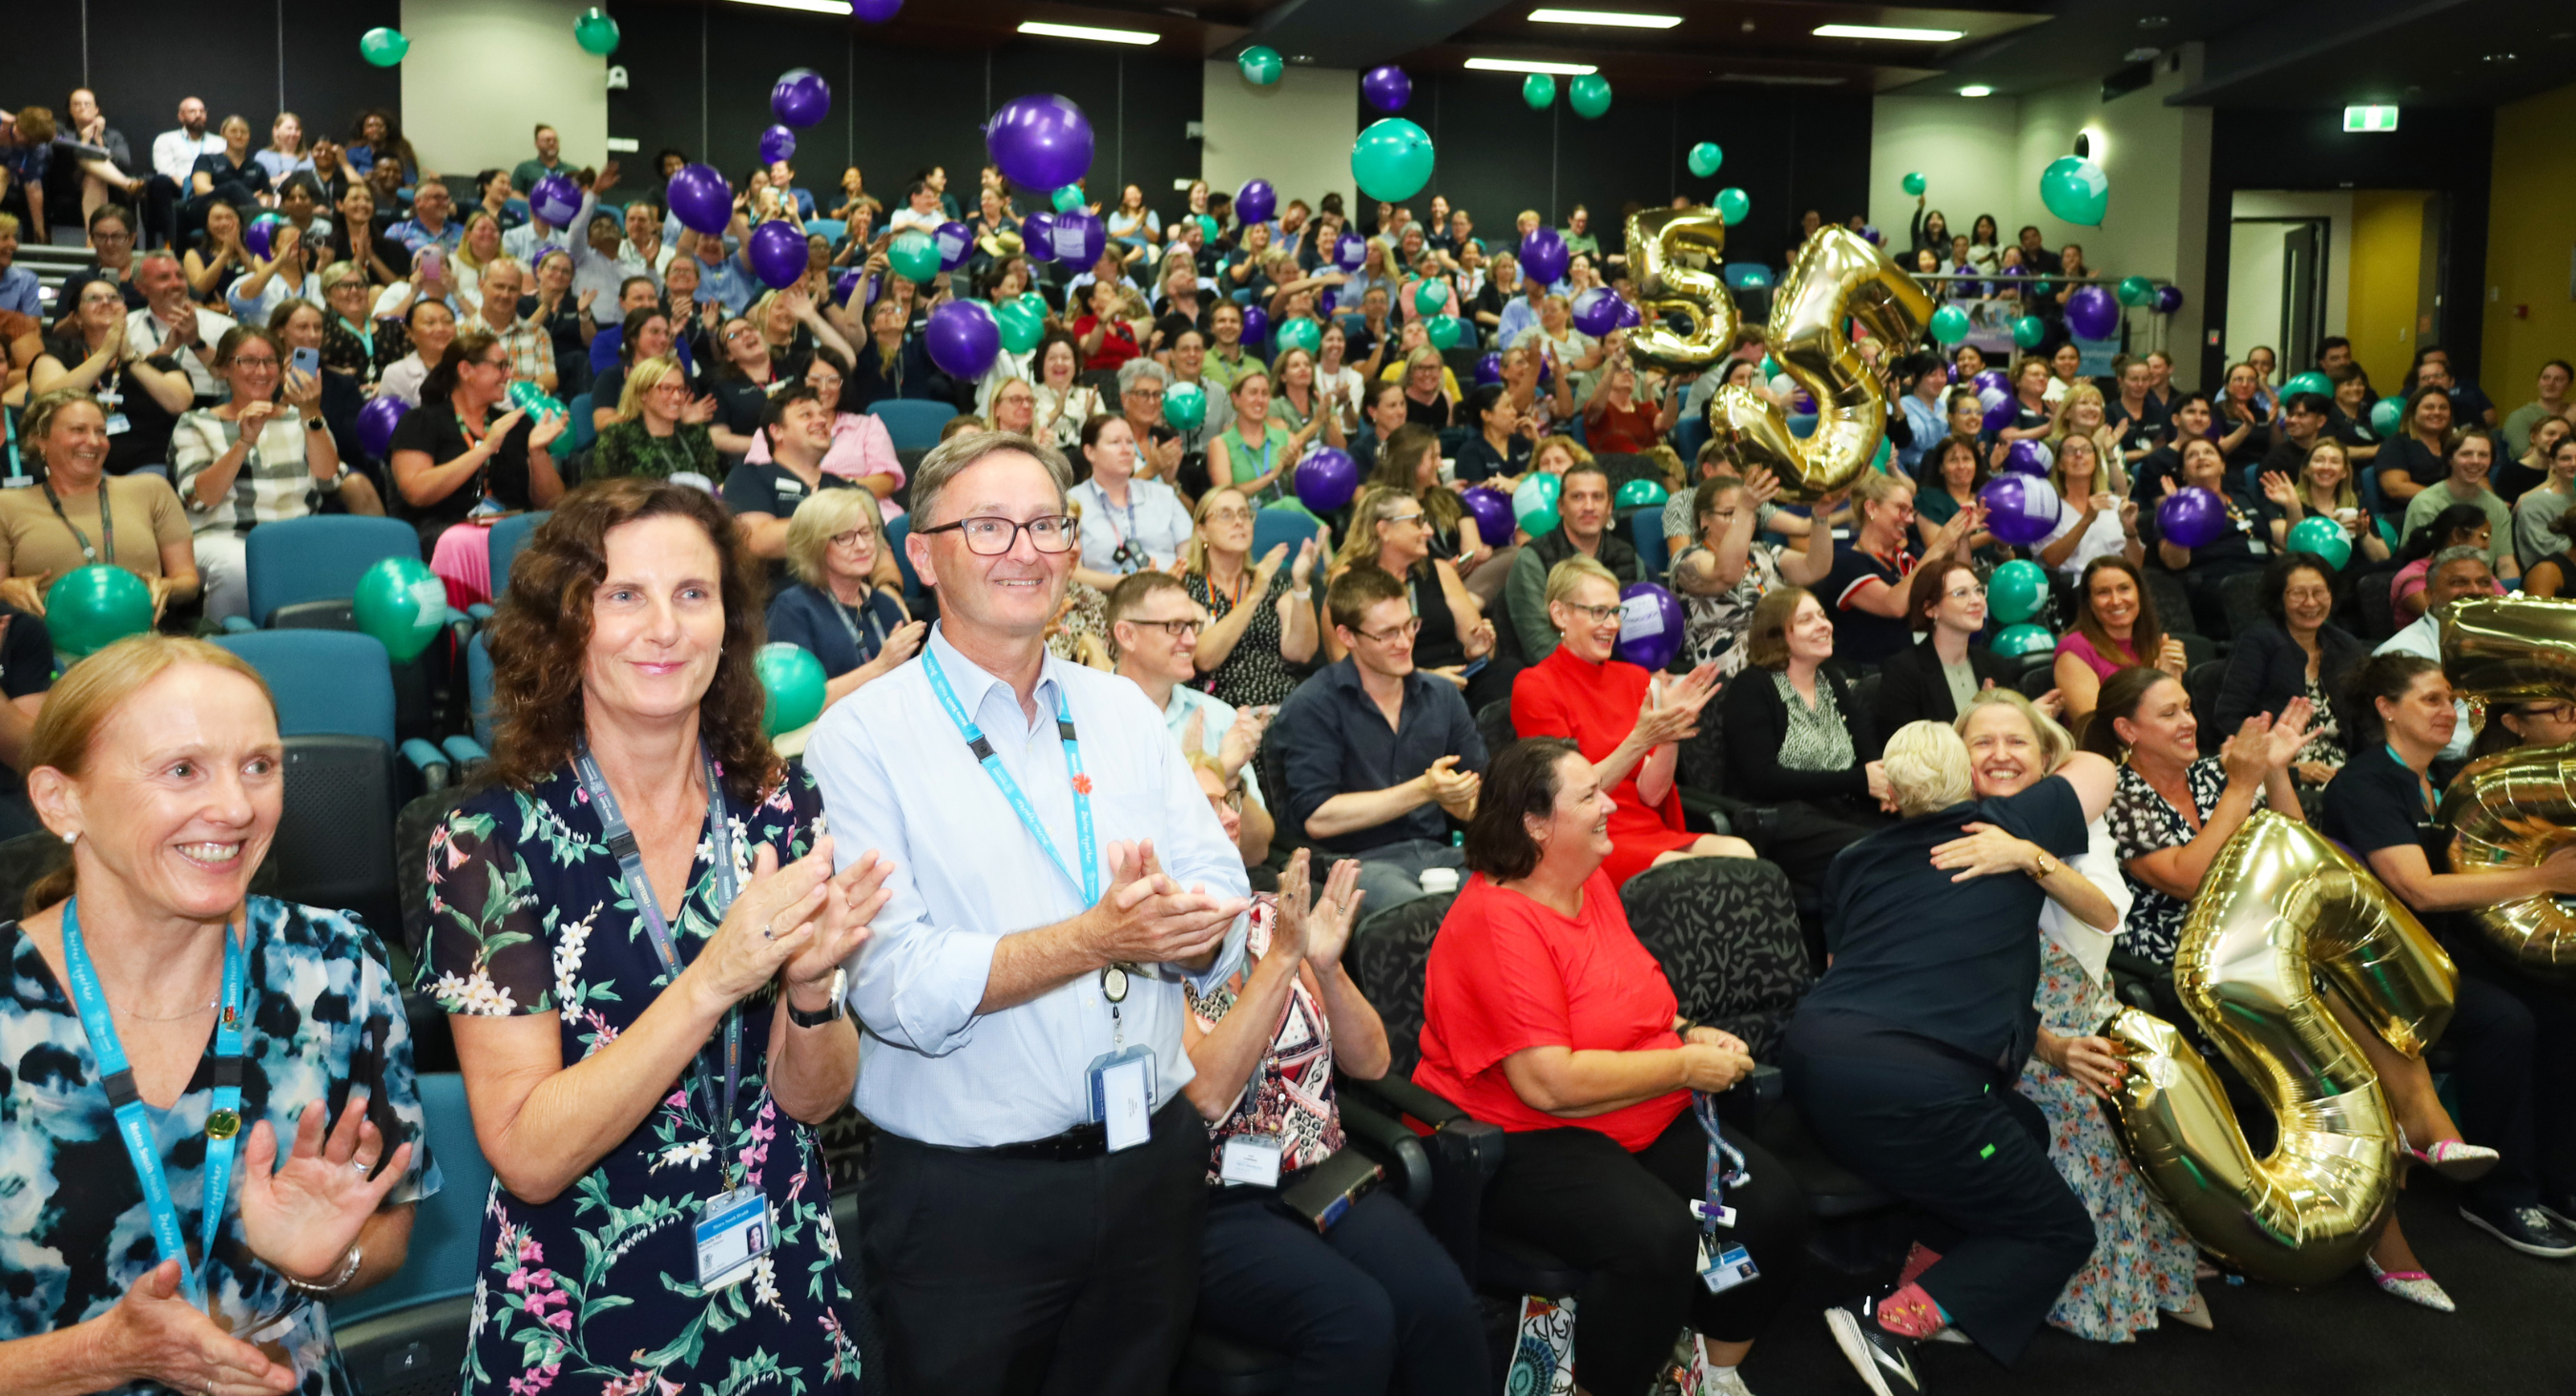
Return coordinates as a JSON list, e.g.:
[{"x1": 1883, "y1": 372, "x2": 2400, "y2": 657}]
[
  {"x1": 422, "y1": 765, "x2": 859, "y2": 1396},
  {"x1": 2104, "y1": 758, "x2": 2229, "y2": 965}
]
